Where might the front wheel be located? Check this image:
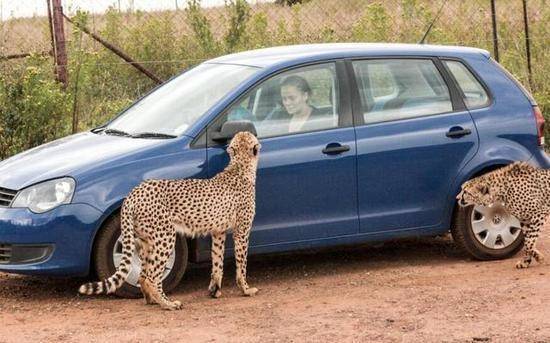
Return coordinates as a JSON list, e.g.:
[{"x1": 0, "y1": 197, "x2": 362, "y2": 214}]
[
  {"x1": 451, "y1": 203, "x2": 524, "y2": 260},
  {"x1": 92, "y1": 214, "x2": 188, "y2": 298}
]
